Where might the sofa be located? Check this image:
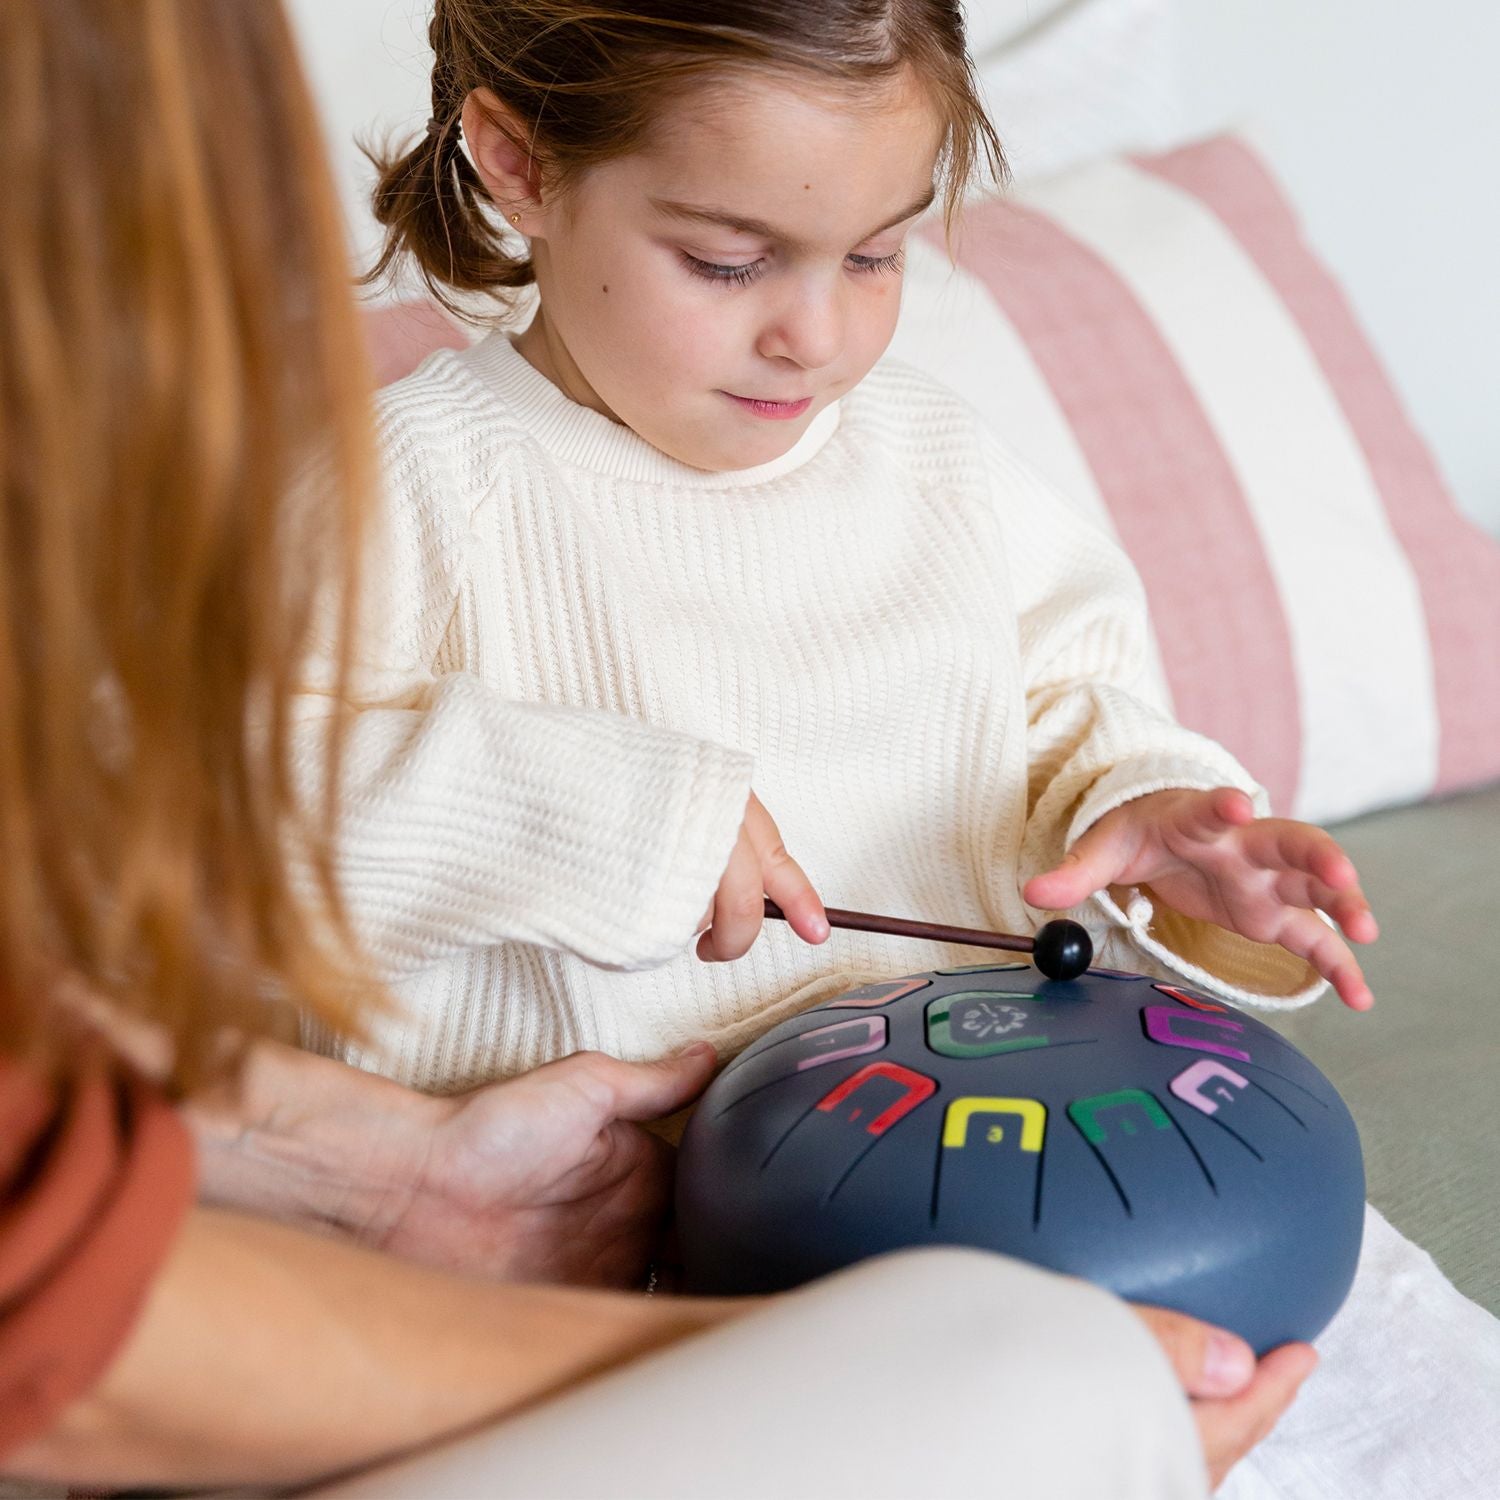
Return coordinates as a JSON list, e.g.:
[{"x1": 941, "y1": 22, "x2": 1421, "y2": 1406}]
[{"x1": 1274, "y1": 785, "x2": 1498, "y2": 1316}]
